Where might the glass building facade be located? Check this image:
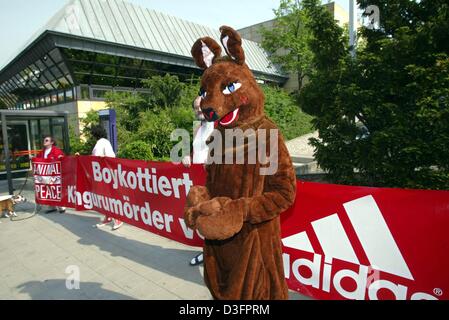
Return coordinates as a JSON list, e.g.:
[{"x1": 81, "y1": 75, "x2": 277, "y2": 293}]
[
  {"x1": 0, "y1": 47, "x2": 205, "y2": 110},
  {"x1": 0, "y1": 0, "x2": 286, "y2": 111},
  {"x1": 0, "y1": 48, "x2": 75, "y2": 110}
]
